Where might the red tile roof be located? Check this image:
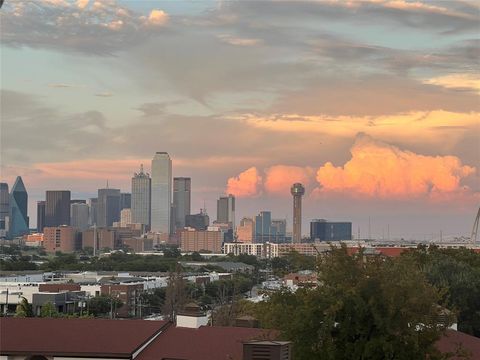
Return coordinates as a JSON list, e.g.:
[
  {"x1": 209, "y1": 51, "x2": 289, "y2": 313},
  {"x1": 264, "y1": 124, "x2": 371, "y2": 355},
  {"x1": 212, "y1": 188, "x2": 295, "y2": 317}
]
[
  {"x1": 0, "y1": 318, "x2": 169, "y2": 358},
  {"x1": 137, "y1": 325, "x2": 277, "y2": 360},
  {"x1": 436, "y1": 329, "x2": 480, "y2": 359}
]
